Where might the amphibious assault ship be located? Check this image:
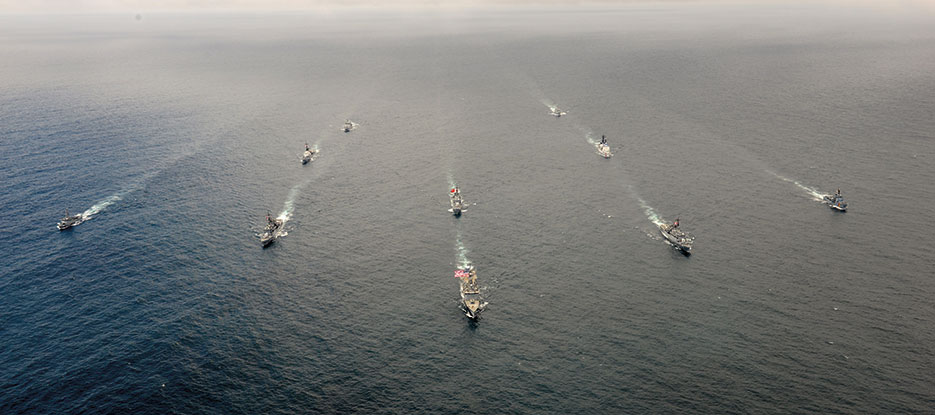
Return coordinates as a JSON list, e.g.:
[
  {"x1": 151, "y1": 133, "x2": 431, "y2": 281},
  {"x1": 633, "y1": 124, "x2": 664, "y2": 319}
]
[{"x1": 455, "y1": 266, "x2": 485, "y2": 319}]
